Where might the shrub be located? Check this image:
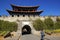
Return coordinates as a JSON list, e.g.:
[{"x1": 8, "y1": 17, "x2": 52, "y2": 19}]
[
  {"x1": 33, "y1": 19, "x2": 46, "y2": 31},
  {"x1": 44, "y1": 17, "x2": 54, "y2": 30},
  {"x1": 54, "y1": 17, "x2": 60, "y2": 29},
  {"x1": 0, "y1": 20, "x2": 18, "y2": 32}
]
